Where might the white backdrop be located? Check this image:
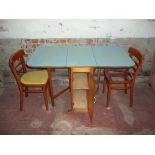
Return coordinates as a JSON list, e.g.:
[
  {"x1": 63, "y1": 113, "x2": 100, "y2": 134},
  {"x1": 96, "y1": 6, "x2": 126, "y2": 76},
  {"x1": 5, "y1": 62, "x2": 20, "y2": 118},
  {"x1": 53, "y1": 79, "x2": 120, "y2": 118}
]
[{"x1": 0, "y1": 19, "x2": 155, "y2": 39}]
